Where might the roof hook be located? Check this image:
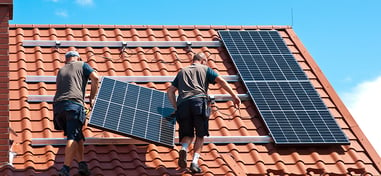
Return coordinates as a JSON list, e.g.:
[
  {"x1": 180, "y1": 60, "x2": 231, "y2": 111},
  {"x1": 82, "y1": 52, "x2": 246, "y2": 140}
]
[
  {"x1": 55, "y1": 41, "x2": 61, "y2": 47},
  {"x1": 119, "y1": 41, "x2": 128, "y2": 60},
  {"x1": 185, "y1": 41, "x2": 193, "y2": 53},
  {"x1": 121, "y1": 41, "x2": 127, "y2": 52},
  {"x1": 54, "y1": 41, "x2": 61, "y2": 52}
]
